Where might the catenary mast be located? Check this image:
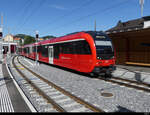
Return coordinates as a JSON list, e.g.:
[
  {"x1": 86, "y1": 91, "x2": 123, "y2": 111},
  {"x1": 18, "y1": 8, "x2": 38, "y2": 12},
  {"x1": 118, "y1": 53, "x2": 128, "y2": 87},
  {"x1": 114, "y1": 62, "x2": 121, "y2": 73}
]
[{"x1": 139, "y1": 0, "x2": 144, "y2": 17}]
